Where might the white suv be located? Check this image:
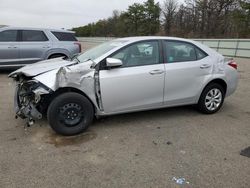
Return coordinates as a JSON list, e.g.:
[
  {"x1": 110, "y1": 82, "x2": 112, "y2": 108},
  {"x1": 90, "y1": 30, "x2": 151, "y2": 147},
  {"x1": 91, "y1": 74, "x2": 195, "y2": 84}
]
[{"x1": 0, "y1": 26, "x2": 81, "y2": 68}]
